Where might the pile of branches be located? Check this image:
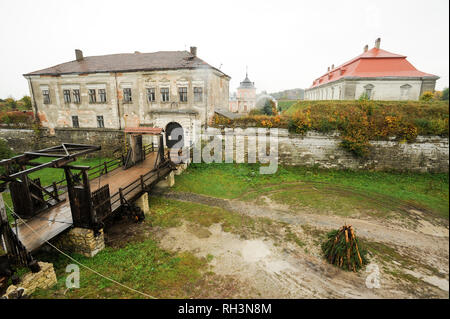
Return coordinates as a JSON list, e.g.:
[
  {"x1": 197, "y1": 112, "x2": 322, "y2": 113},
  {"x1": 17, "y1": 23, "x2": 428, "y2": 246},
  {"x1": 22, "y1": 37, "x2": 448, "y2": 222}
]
[{"x1": 321, "y1": 225, "x2": 368, "y2": 272}]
